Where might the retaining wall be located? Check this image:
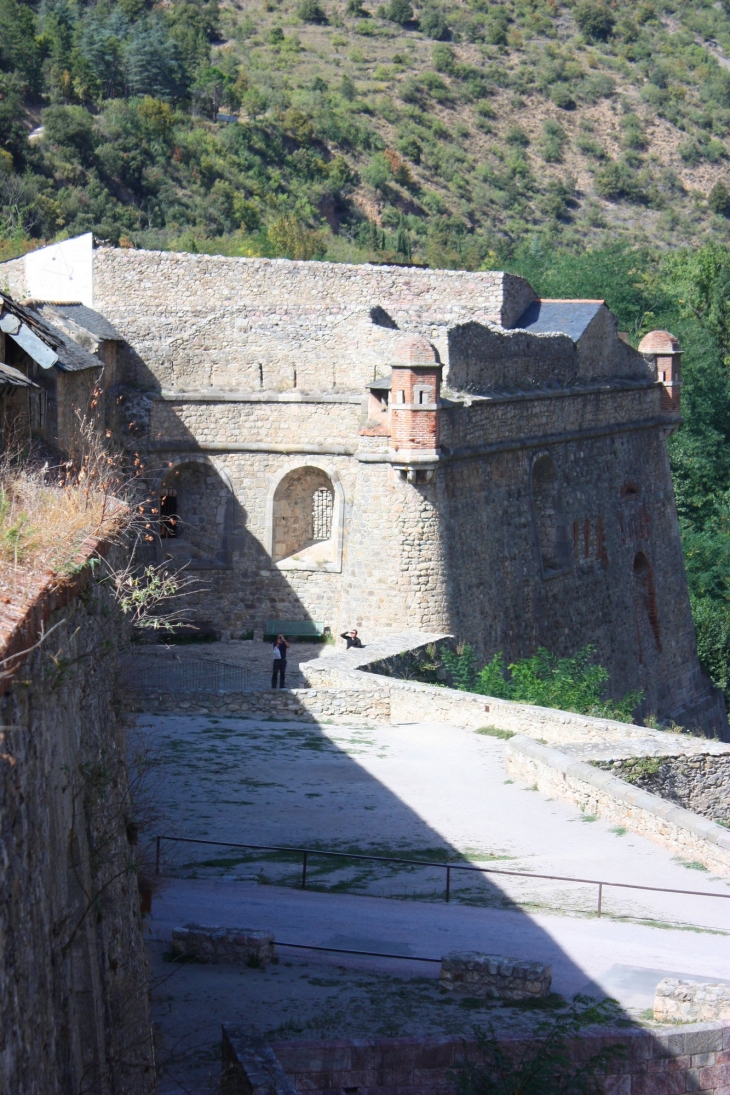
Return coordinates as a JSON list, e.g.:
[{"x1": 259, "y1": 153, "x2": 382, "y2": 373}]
[
  {"x1": 0, "y1": 540, "x2": 154, "y2": 1094},
  {"x1": 505, "y1": 736, "x2": 730, "y2": 876},
  {"x1": 269, "y1": 1024, "x2": 730, "y2": 1095},
  {"x1": 133, "y1": 686, "x2": 390, "y2": 722},
  {"x1": 594, "y1": 754, "x2": 730, "y2": 826}
]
